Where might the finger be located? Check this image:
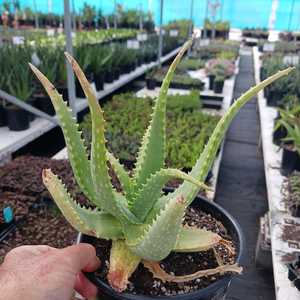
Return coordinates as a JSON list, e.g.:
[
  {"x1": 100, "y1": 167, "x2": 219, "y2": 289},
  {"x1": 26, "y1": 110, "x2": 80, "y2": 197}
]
[
  {"x1": 74, "y1": 272, "x2": 98, "y2": 299},
  {"x1": 60, "y1": 244, "x2": 100, "y2": 273}
]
